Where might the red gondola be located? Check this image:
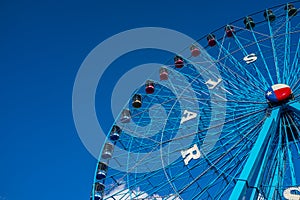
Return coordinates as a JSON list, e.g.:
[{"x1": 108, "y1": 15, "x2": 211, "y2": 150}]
[
  {"x1": 174, "y1": 55, "x2": 184, "y2": 68},
  {"x1": 225, "y1": 25, "x2": 235, "y2": 37},
  {"x1": 207, "y1": 34, "x2": 216, "y2": 47},
  {"x1": 145, "y1": 80, "x2": 155, "y2": 94},
  {"x1": 190, "y1": 45, "x2": 201, "y2": 57},
  {"x1": 160, "y1": 67, "x2": 168, "y2": 80}
]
